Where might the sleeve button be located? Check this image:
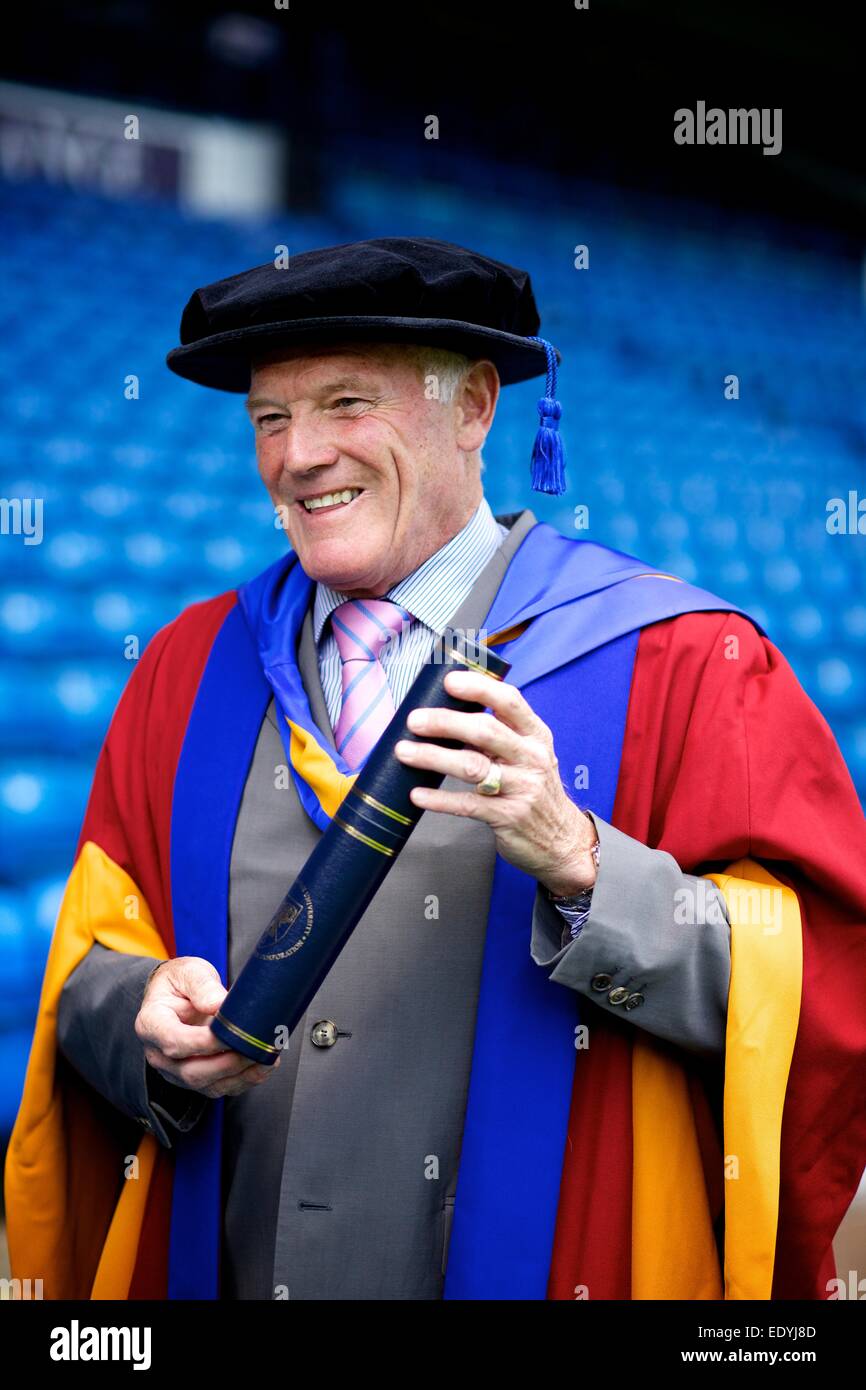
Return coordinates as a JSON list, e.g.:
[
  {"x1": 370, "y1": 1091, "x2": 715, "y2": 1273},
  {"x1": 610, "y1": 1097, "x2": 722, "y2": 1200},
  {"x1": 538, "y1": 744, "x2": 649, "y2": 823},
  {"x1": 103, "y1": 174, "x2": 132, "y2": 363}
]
[
  {"x1": 624, "y1": 992, "x2": 645, "y2": 1010},
  {"x1": 591, "y1": 973, "x2": 613, "y2": 992}
]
